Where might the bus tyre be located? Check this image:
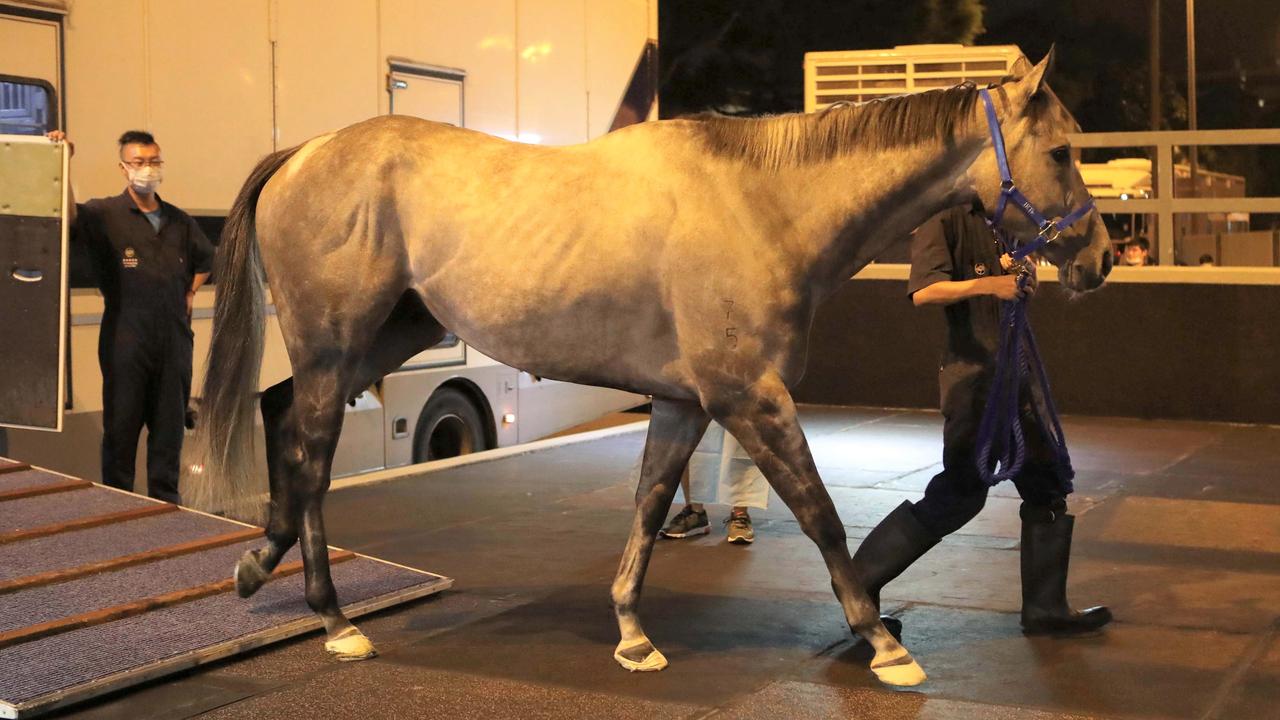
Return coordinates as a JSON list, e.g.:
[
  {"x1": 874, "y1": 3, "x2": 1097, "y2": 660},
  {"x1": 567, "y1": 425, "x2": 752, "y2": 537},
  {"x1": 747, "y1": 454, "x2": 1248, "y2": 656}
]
[{"x1": 413, "y1": 387, "x2": 489, "y2": 463}]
